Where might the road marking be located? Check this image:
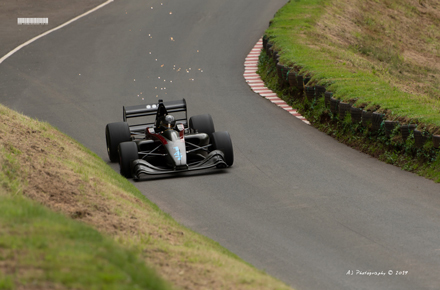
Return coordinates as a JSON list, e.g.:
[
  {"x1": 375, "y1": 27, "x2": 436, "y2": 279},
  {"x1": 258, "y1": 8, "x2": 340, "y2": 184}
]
[
  {"x1": 243, "y1": 37, "x2": 310, "y2": 125},
  {"x1": 0, "y1": 0, "x2": 114, "y2": 64}
]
